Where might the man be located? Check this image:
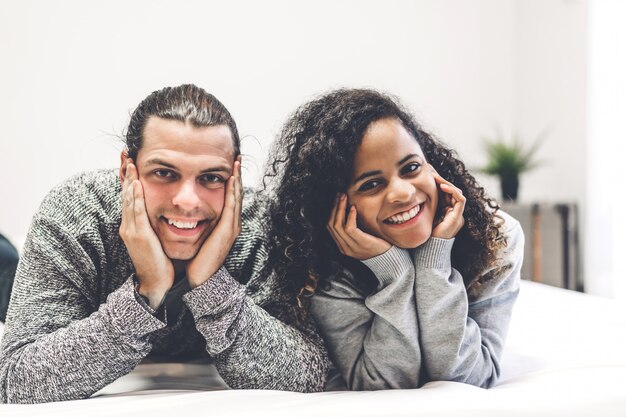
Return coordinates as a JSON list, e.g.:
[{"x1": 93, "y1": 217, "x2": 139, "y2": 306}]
[{"x1": 0, "y1": 85, "x2": 328, "y2": 404}]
